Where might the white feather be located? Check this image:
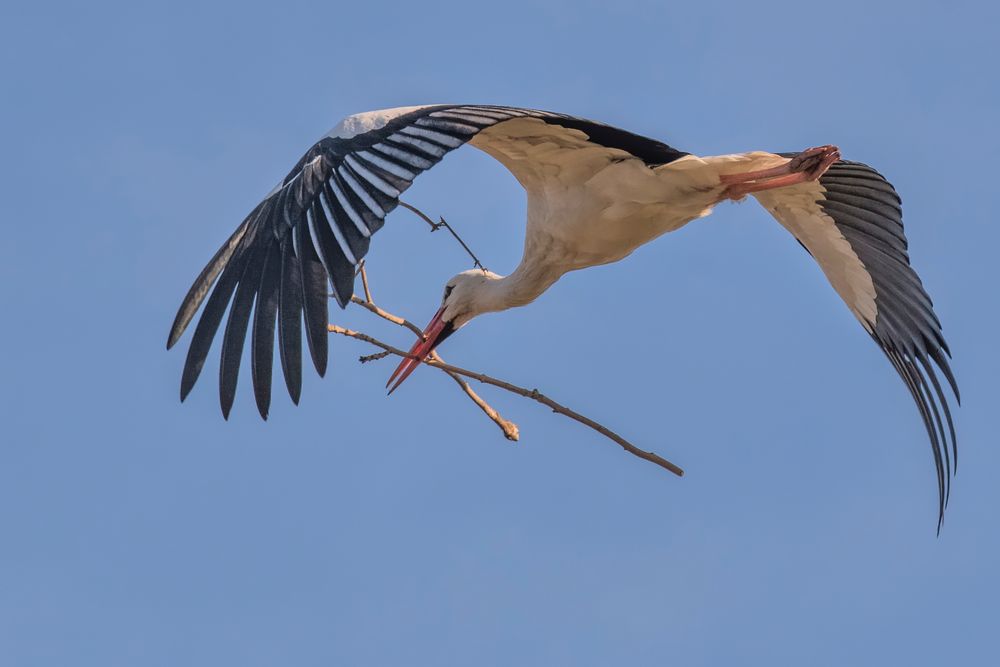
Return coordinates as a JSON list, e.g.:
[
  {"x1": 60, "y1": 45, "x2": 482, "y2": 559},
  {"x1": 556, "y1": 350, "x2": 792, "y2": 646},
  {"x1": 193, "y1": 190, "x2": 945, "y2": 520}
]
[{"x1": 325, "y1": 105, "x2": 444, "y2": 140}]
